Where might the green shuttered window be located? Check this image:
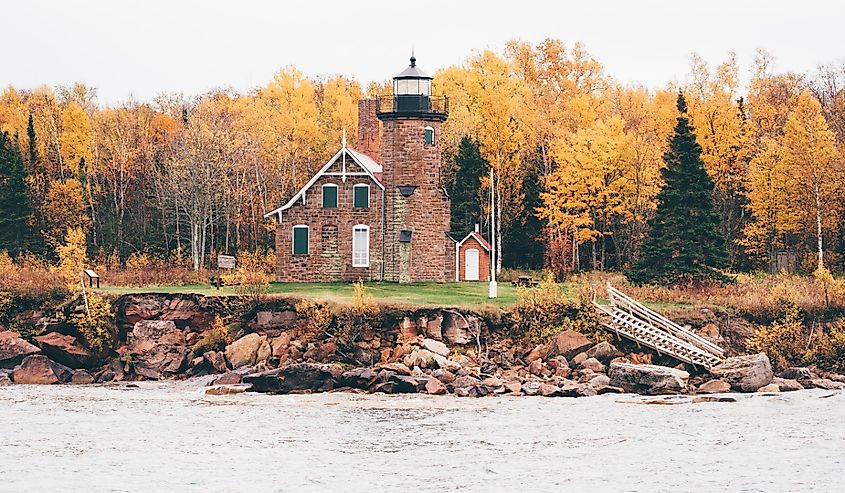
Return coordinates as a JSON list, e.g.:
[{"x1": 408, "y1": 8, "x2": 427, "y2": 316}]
[
  {"x1": 292, "y1": 226, "x2": 309, "y2": 255},
  {"x1": 322, "y1": 184, "x2": 338, "y2": 208},
  {"x1": 353, "y1": 185, "x2": 369, "y2": 208}
]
